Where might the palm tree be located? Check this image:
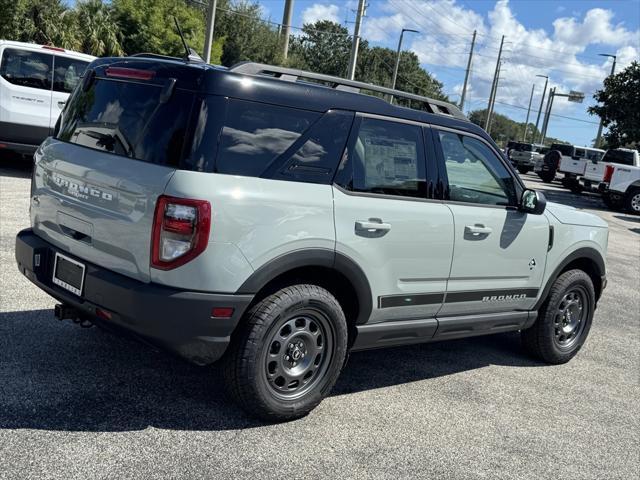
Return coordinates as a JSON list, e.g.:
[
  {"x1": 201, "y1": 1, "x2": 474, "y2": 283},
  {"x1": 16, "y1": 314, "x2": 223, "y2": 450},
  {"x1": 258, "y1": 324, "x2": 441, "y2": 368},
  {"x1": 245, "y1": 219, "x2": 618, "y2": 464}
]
[{"x1": 75, "y1": 0, "x2": 123, "y2": 56}]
